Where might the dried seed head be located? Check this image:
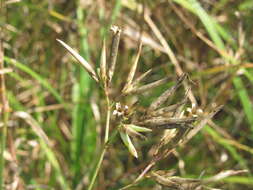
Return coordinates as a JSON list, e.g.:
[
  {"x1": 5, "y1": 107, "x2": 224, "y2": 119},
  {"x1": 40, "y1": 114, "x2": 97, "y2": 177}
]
[
  {"x1": 186, "y1": 103, "x2": 204, "y2": 117},
  {"x1": 108, "y1": 25, "x2": 121, "y2": 82},
  {"x1": 112, "y1": 102, "x2": 129, "y2": 117}
]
